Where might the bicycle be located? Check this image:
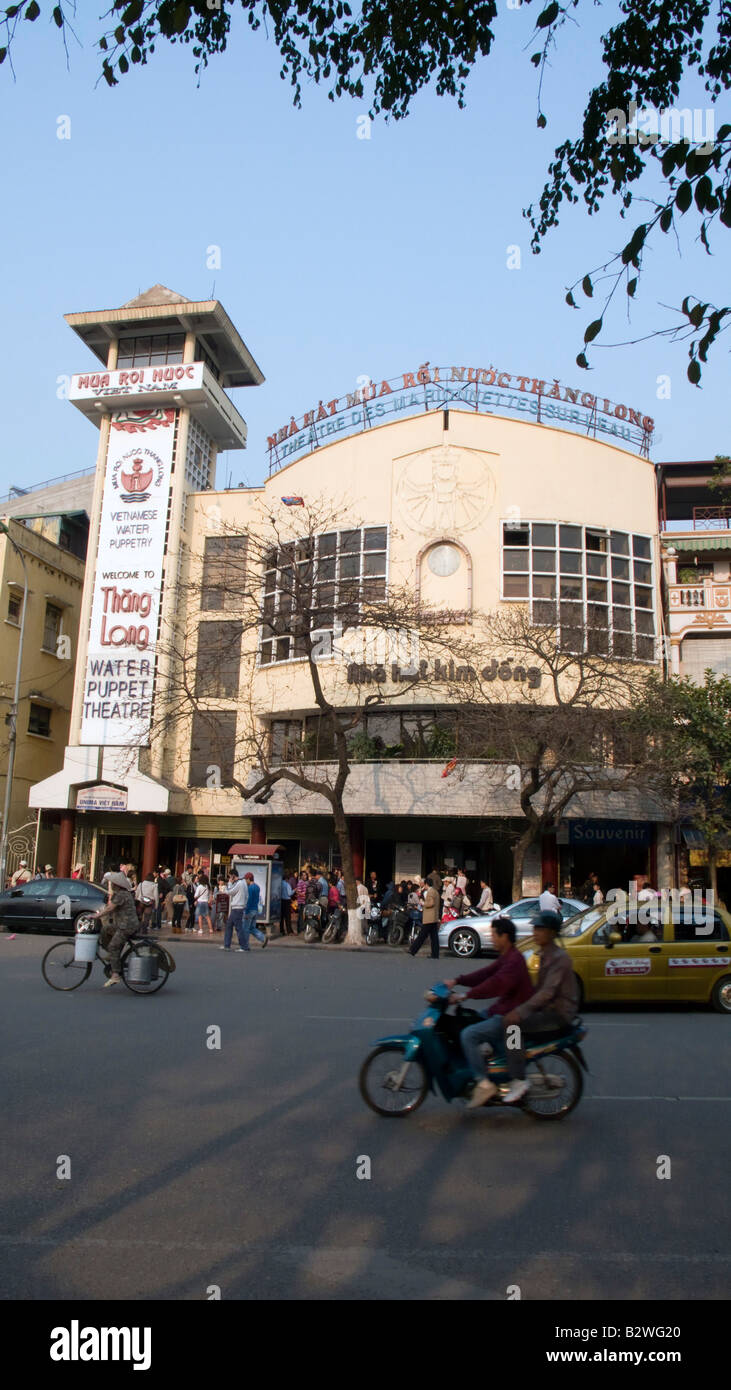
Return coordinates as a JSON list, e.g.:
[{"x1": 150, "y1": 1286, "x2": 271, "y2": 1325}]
[{"x1": 41, "y1": 913, "x2": 174, "y2": 994}]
